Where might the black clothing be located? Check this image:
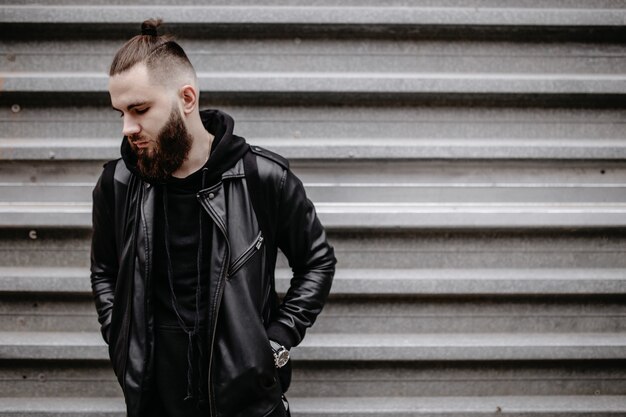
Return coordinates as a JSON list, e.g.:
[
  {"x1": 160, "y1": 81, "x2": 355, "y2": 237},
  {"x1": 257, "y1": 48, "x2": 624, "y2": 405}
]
[
  {"x1": 90, "y1": 109, "x2": 336, "y2": 417},
  {"x1": 153, "y1": 175, "x2": 211, "y2": 405},
  {"x1": 153, "y1": 180, "x2": 209, "y2": 327},
  {"x1": 152, "y1": 112, "x2": 226, "y2": 404},
  {"x1": 150, "y1": 324, "x2": 210, "y2": 417}
]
